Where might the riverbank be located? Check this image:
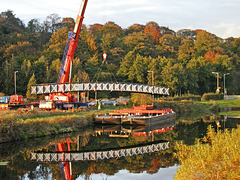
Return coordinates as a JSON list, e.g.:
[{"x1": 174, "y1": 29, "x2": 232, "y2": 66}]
[{"x1": 0, "y1": 108, "x2": 96, "y2": 143}]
